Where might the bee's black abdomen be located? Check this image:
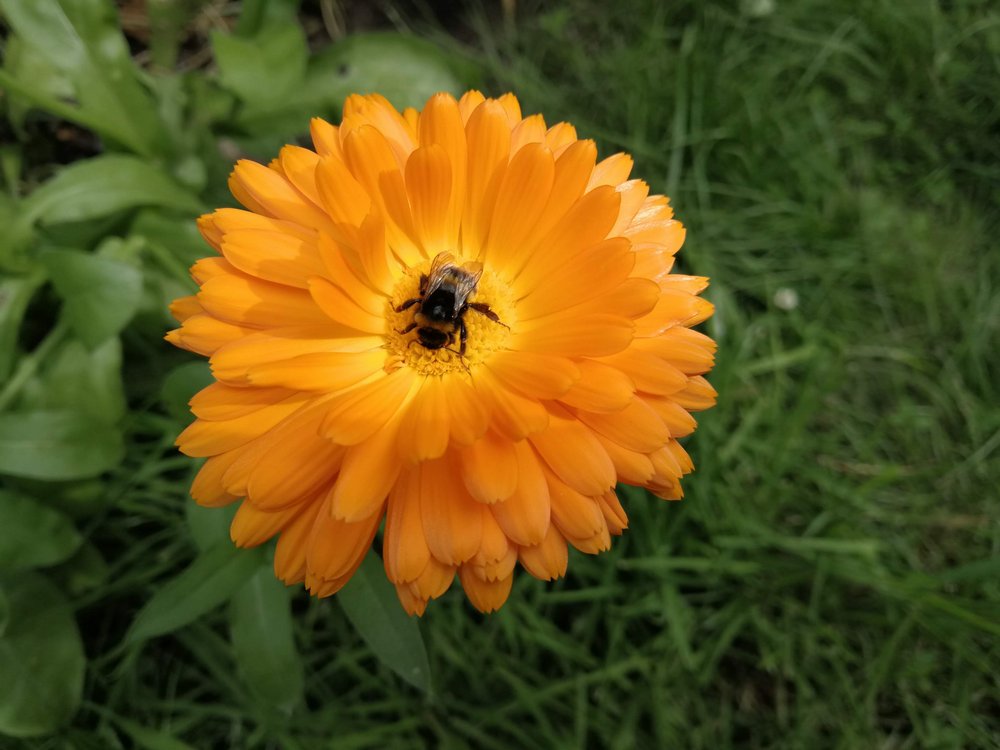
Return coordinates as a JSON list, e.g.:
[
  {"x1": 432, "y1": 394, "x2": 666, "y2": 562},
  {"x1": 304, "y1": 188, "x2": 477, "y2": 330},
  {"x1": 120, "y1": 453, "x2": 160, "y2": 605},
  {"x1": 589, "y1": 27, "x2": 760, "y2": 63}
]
[
  {"x1": 417, "y1": 327, "x2": 450, "y2": 350},
  {"x1": 422, "y1": 289, "x2": 457, "y2": 322}
]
